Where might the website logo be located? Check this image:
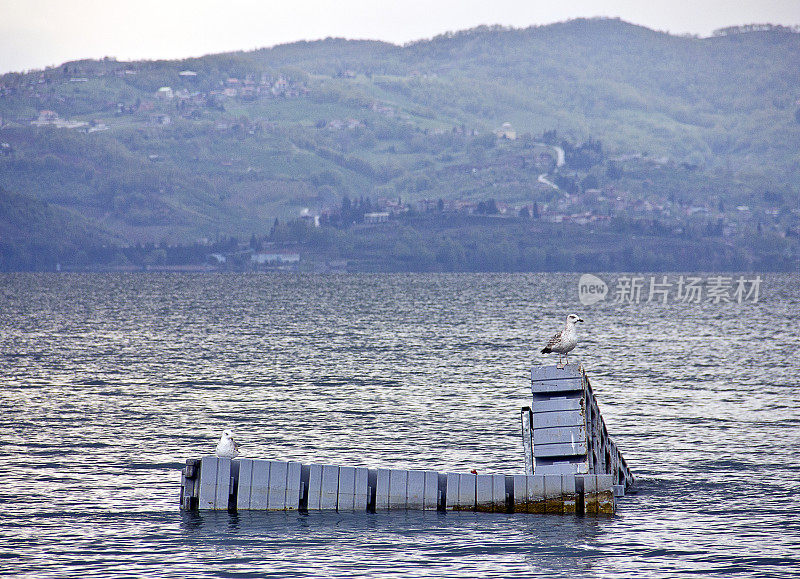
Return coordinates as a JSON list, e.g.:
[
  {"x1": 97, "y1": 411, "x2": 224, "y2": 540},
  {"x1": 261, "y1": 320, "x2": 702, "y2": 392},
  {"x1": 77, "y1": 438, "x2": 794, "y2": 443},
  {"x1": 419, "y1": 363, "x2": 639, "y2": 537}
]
[
  {"x1": 577, "y1": 274, "x2": 762, "y2": 305},
  {"x1": 578, "y1": 273, "x2": 609, "y2": 306}
]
